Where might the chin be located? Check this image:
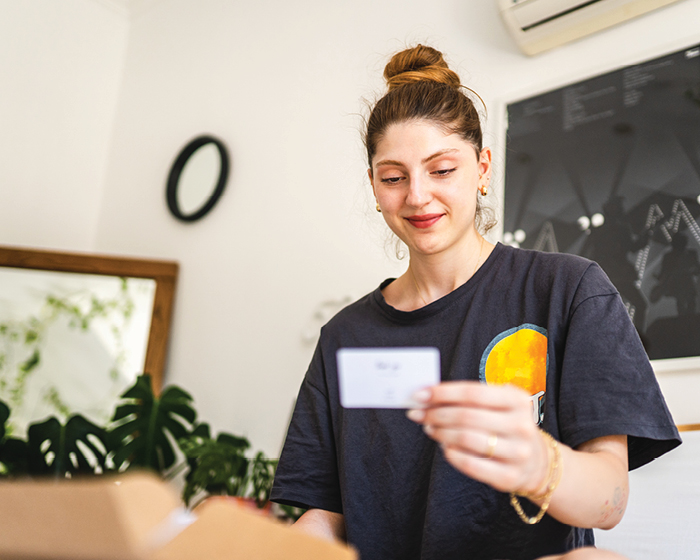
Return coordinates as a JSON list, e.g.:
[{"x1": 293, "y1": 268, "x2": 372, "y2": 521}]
[{"x1": 407, "y1": 241, "x2": 446, "y2": 256}]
